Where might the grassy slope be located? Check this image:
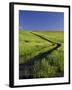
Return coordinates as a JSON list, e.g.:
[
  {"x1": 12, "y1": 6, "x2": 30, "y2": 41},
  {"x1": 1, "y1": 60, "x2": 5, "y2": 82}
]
[{"x1": 19, "y1": 30, "x2": 64, "y2": 78}]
